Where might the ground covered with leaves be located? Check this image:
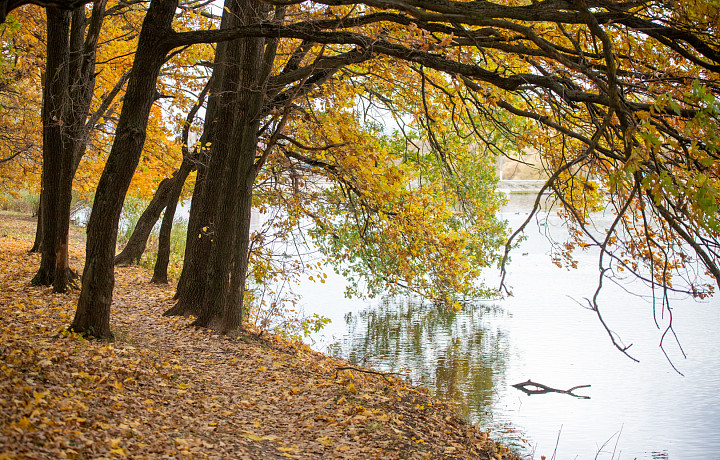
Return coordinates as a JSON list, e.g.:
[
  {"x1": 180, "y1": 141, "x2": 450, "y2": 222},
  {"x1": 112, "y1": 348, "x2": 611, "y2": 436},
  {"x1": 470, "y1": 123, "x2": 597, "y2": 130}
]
[{"x1": 0, "y1": 212, "x2": 519, "y2": 459}]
